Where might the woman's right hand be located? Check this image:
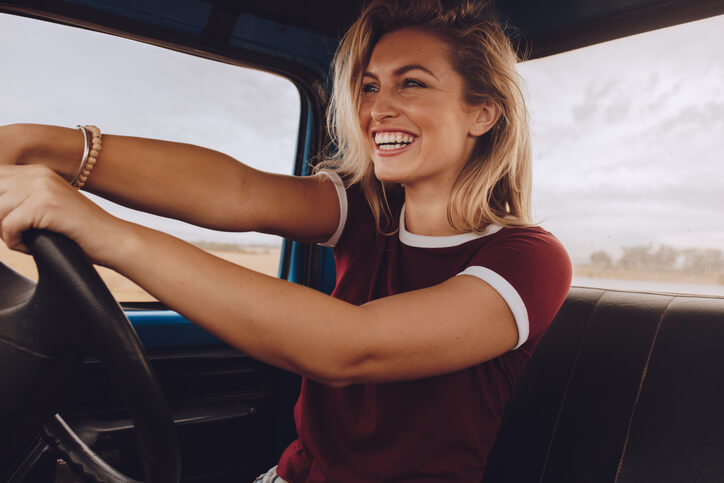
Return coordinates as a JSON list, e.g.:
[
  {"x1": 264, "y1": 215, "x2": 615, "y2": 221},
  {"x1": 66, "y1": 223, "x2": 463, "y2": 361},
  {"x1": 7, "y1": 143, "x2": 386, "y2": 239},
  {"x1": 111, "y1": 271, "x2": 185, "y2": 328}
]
[{"x1": 0, "y1": 163, "x2": 126, "y2": 265}]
